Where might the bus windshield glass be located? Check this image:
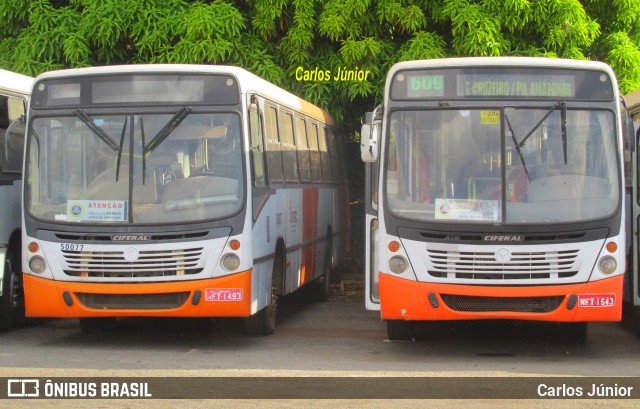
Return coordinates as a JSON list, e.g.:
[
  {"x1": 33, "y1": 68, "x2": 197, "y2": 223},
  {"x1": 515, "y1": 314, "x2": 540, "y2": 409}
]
[
  {"x1": 26, "y1": 111, "x2": 243, "y2": 224},
  {"x1": 385, "y1": 107, "x2": 619, "y2": 224}
]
